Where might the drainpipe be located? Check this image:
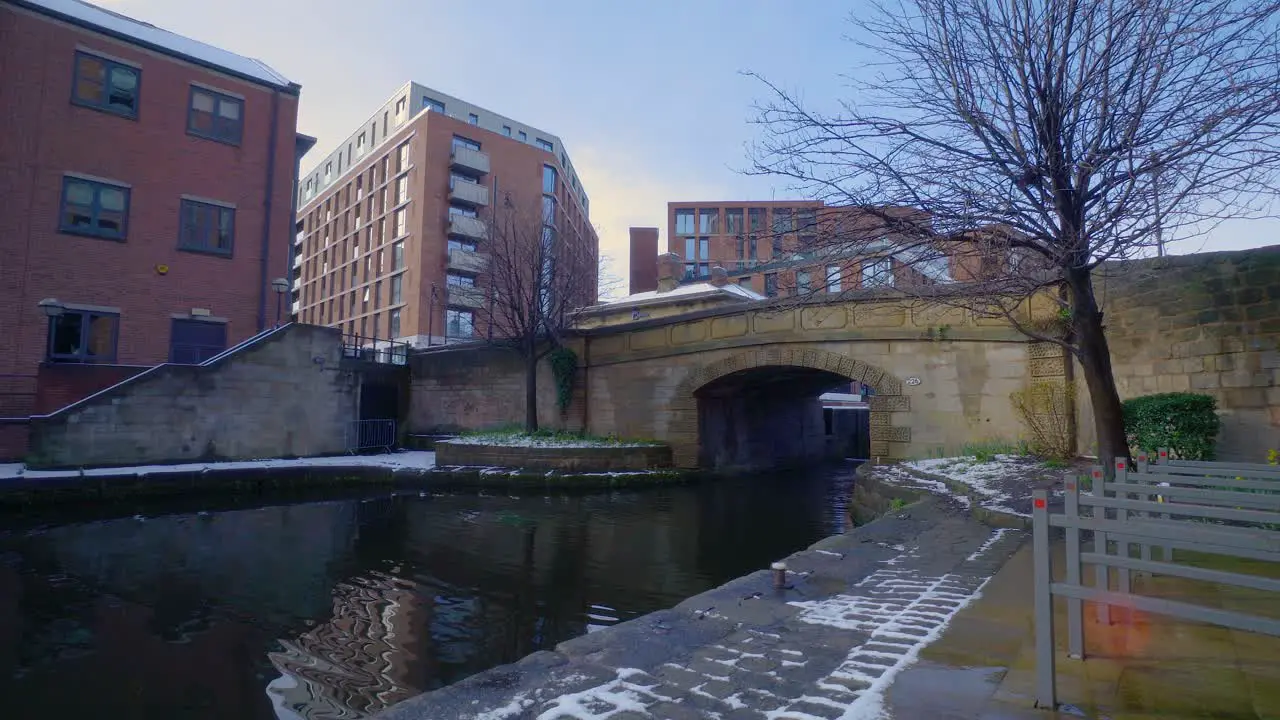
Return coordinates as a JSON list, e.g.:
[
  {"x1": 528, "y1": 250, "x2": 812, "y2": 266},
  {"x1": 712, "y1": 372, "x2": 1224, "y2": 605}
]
[{"x1": 257, "y1": 90, "x2": 282, "y2": 331}]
